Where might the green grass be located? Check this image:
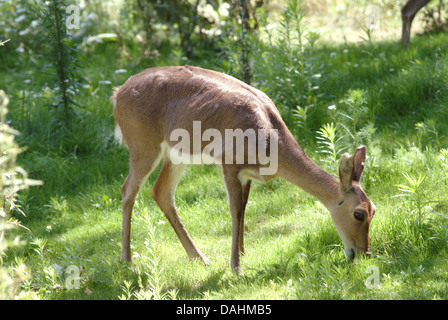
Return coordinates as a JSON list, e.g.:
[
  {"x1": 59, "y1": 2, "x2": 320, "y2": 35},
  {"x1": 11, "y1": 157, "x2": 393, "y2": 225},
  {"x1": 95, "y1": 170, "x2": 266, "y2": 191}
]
[{"x1": 2, "y1": 17, "x2": 448, "y2": 300}]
